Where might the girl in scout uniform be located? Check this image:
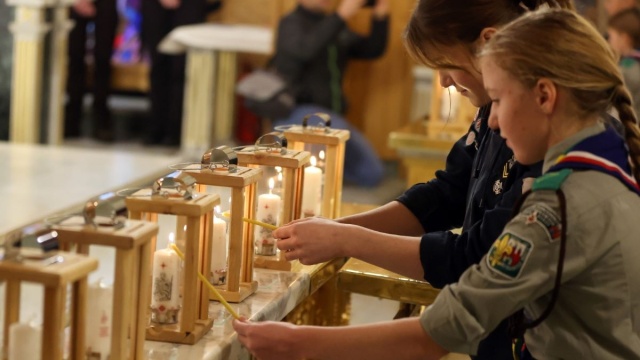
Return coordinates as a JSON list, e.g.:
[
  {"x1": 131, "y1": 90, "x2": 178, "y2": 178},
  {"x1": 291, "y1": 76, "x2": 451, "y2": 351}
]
[
  {"x1": 233, "y1": 9, "x2": 640, "y2": 360},
  {"x1": 266, "y1": 1, "x2": 572, "y2": 358}
]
